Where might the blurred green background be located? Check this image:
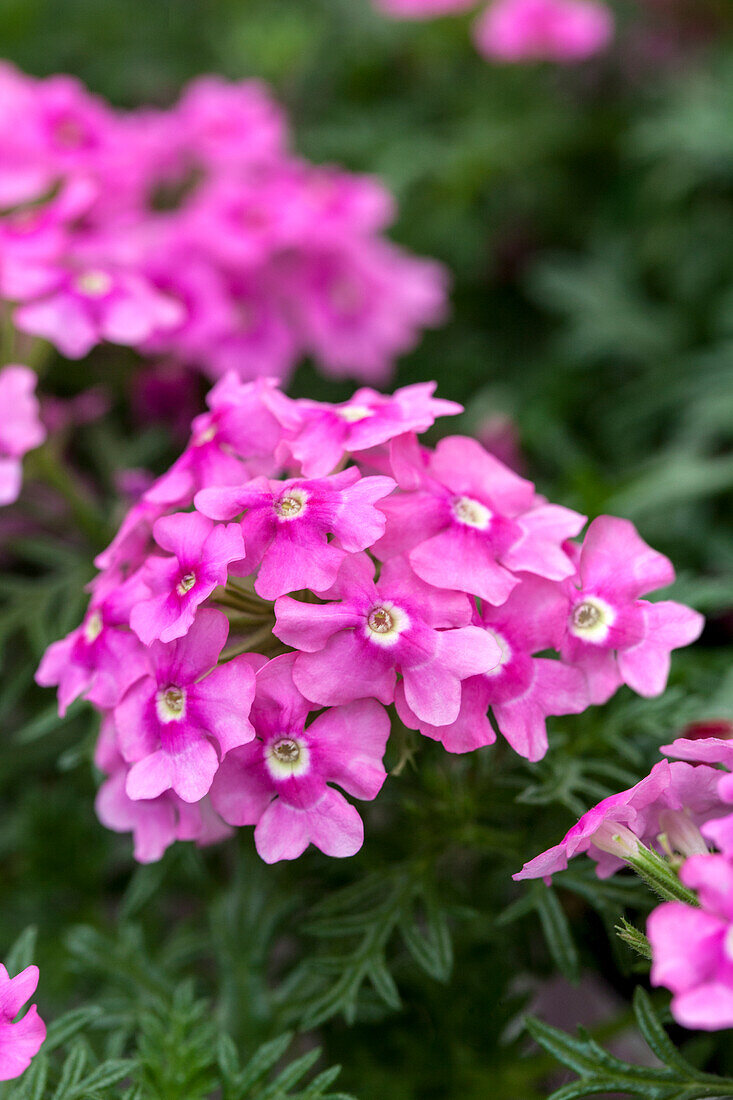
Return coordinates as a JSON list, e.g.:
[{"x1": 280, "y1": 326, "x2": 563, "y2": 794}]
[{"x1": 1, "y1": 2, "x2": 733, "y2": 1097}]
